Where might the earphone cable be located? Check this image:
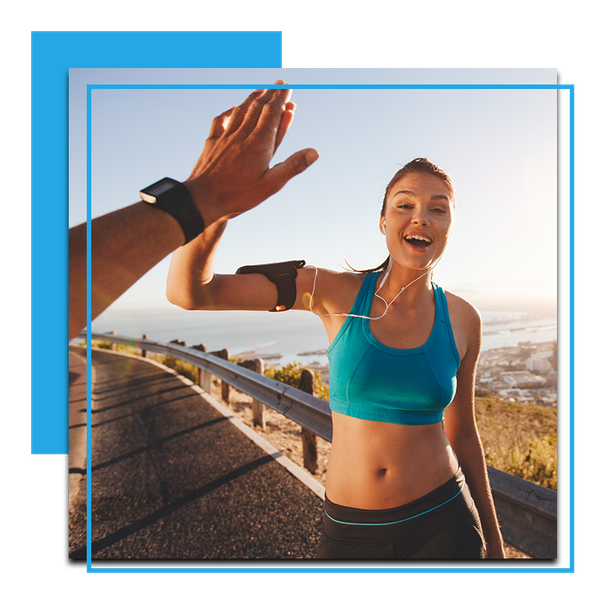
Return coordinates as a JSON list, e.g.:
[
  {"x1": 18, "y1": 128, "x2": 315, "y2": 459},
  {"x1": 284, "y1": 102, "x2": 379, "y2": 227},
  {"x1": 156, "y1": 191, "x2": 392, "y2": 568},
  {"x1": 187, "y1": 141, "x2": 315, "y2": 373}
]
[{"x1": 306, "y1": 260, "x2": 439, "y2": 321}]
